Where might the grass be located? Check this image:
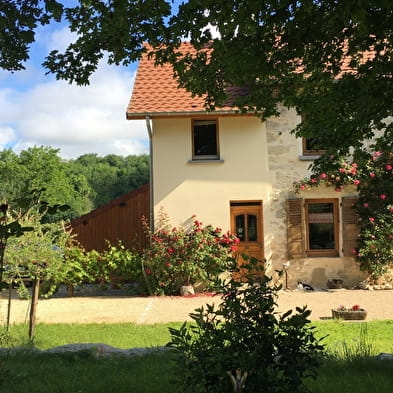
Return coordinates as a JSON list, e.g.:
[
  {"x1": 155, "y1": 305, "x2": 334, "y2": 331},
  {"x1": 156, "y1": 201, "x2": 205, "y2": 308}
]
[
  {"x1": 2, "y1": 322, "x2": 182, "y2": 350},
  {"x1": 1, "y1": 320, "x2": 393, "y2": 392}
]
